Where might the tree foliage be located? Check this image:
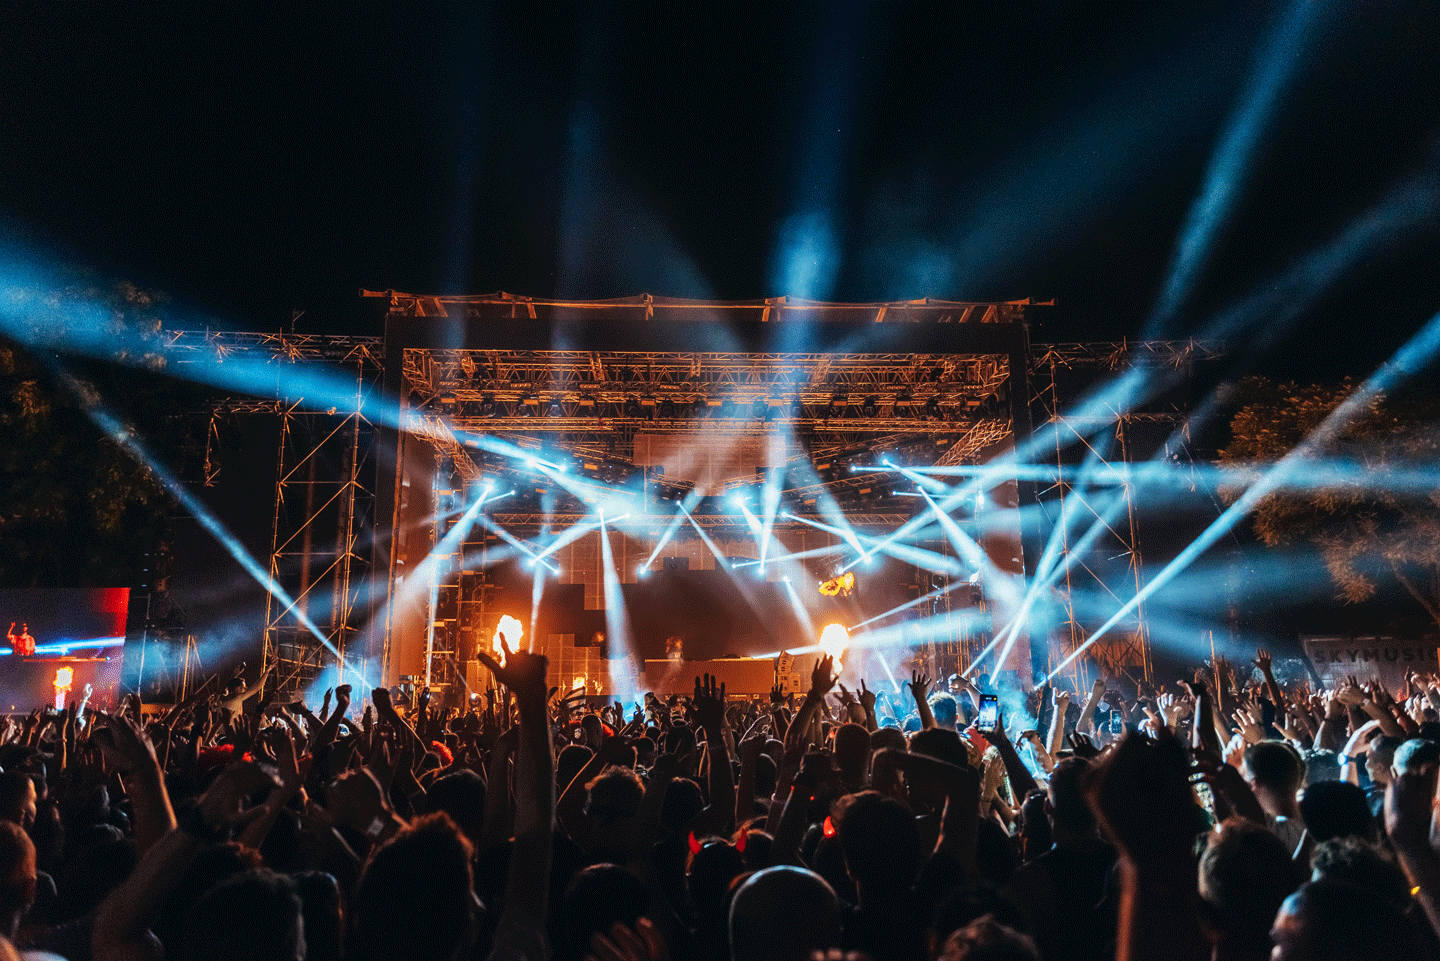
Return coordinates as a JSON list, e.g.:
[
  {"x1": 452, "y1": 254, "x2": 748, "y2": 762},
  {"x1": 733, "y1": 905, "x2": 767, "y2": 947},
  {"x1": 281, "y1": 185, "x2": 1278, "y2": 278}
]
[
  {"x1": 1220, "y1": 376, "x2": 1440, "y2": 630},
  {"x1": 0, "y1": 280, "x2": 199, "y2": 587}
]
